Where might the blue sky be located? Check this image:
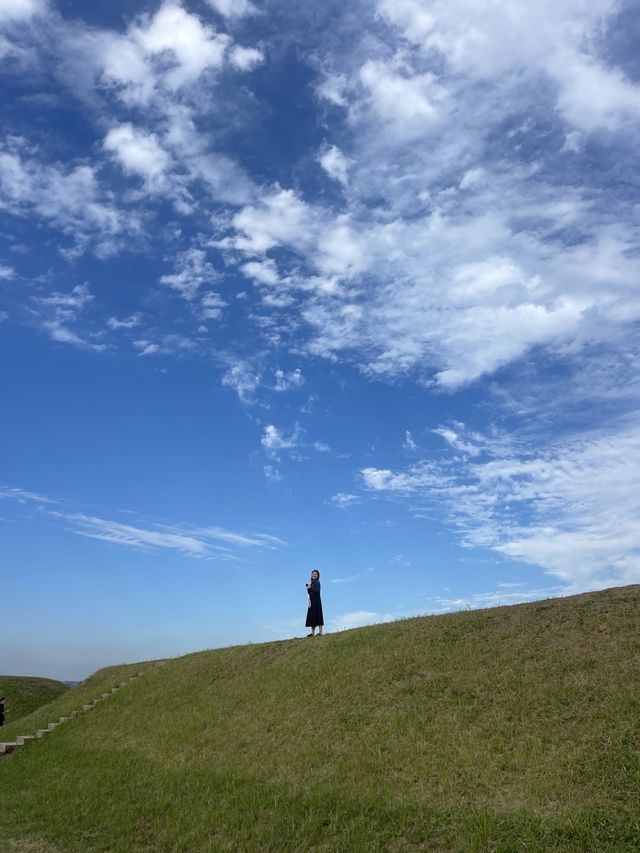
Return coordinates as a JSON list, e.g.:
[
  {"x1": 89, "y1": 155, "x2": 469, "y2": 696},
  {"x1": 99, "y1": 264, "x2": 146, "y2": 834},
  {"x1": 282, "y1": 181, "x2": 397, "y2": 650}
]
[{"x1": 2, "y1": 0, "x2": 639, "y2": 680}]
